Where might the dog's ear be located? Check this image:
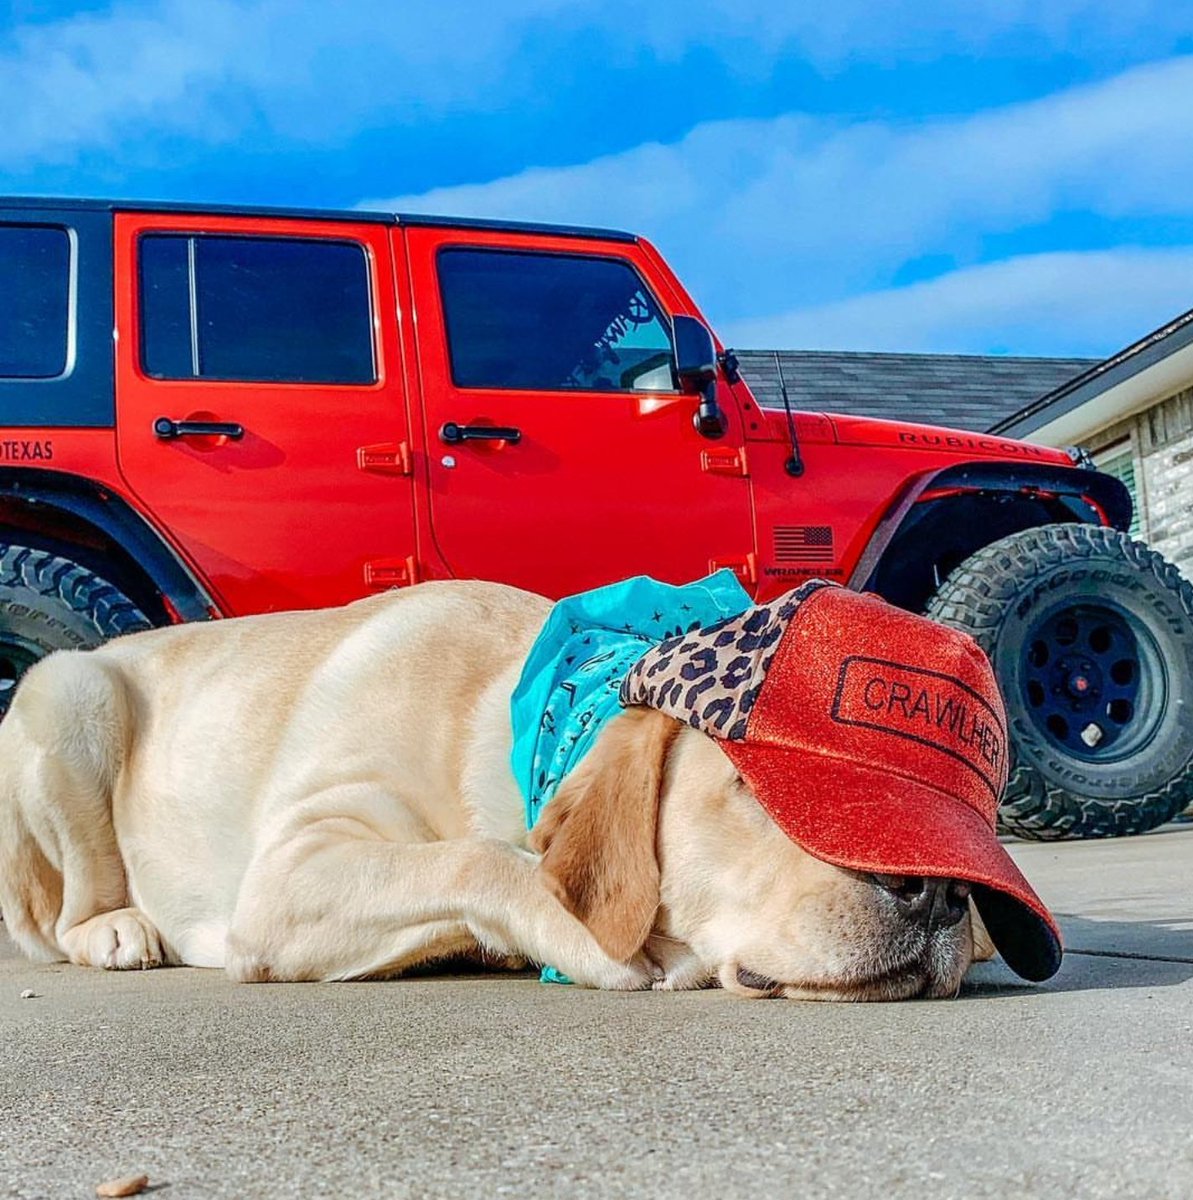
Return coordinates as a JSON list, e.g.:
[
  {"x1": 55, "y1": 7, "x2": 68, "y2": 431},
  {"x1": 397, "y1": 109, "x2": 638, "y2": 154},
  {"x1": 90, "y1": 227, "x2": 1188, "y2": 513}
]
[{"x1": 530, "y1": 707, "x2": 679, "y2": 963}]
